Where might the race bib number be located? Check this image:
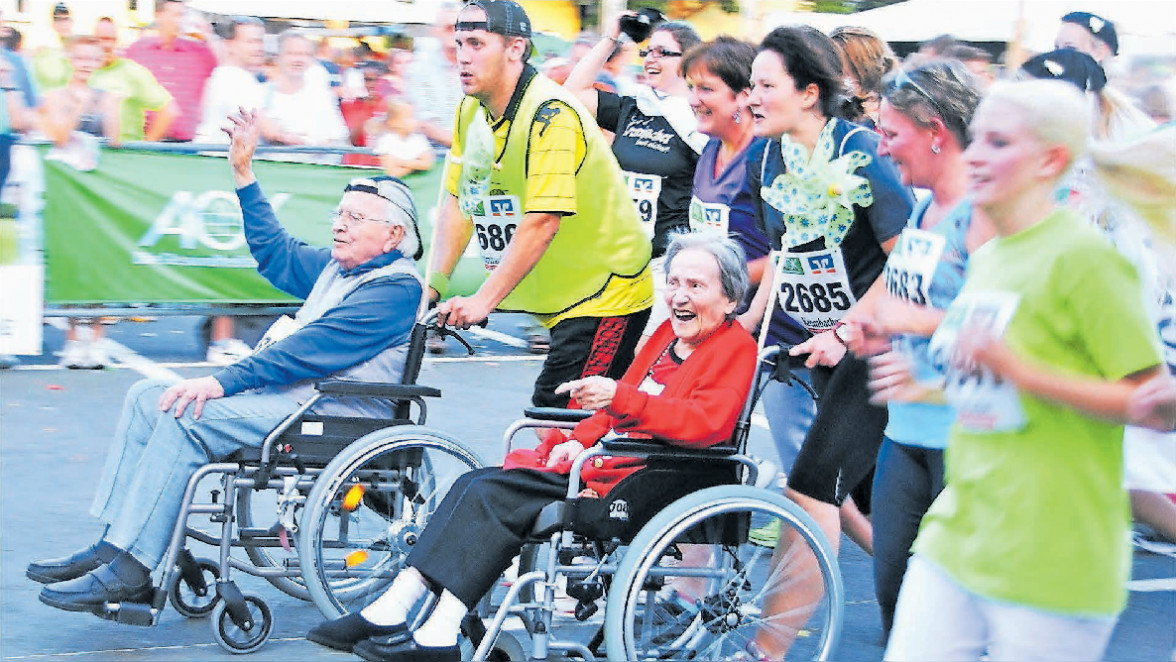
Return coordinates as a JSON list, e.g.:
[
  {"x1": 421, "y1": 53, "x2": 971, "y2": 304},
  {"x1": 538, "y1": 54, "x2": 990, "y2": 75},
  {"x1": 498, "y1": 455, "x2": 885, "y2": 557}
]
[
  {"x1": 625, "y1": 171, "x2": 661, "y2": 237},
  {"x1": 883, "y1": 228, "x2": 945, "y2": 306},
  {"x1": 470, "y1": 195, "x2": 521, "y2": 271},
  {"x1": 772, "y1": 249, "x2": 856, "y2": 333},
  {"x1": 688, "y1": 196, "x2": 730, "y2": 235},
  {"x1": 928, "y1": 292, "x2": 1025, "y2": 432}
]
